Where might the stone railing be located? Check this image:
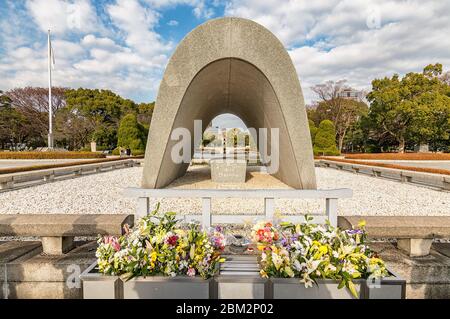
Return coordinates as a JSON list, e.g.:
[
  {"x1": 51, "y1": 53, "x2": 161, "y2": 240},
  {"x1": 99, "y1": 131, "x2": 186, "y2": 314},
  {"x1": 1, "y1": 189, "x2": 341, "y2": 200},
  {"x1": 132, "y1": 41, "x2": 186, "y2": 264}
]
[
  {"x1": 0, "y1": 214, "x2": 134, "y2": 255},
  {"x1": 0, "y1": 159, "x2": 139, "y2": 191},
  {"x1": 124, "y1": 188, "x2": 353, "y2": 227},
  {"x1": 316, "y1": 159, "x2": 450, "y2": 191}
]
